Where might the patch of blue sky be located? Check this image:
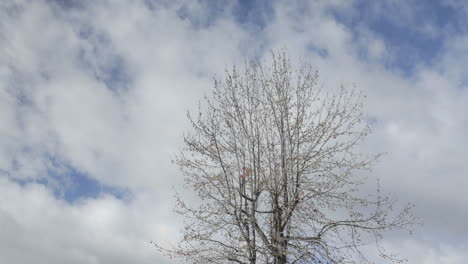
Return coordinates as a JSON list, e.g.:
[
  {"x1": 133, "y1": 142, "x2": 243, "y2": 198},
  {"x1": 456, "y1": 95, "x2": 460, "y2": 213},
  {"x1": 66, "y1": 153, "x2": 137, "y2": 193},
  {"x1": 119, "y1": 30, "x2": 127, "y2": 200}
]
[
  {"x1": 307, "y1": 43, "x2": 328, "y2": 58},
  {"x1": 53, "y1": 167, "x2": 129, "y2": 203},
  {"x1": 93, "y1": 55, "x2": 131, "y2": 95},
  {"x1": 143, "y1": 0, "x2": 178, "y2": 11},
  {"x1": 174, "y1": 0, "x2": 273, "y2": 60},
  {"x1": 328, "y1": 0, "x2": 464, "y2": 77},
  {"x1": 232, "y1": 0, "x2": 274, "y2": 30},
  {"x1": 176, "y1": 0, "x2": 230, "y2": 29},
  {"x1": 77, "y1": 26, "x2": 132, "y2": 96},
  {"x1": 7, "y1": 155, "x2": 129, "y2": 204},
  {"x1": 48, "y1": 155, "x2": 129, "y2": 203},
  {"x1": 4, "y1": 68, "x2": 42, "y2": 135},
  {"x1": 46, "y1": 0, "x2": 86, "y2": 10},
  {"x1": 175, "y1": 0, "x2": 274, "y2": 31}
]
